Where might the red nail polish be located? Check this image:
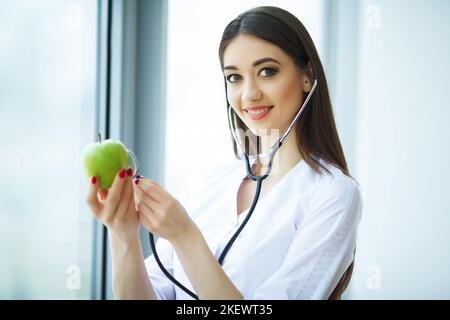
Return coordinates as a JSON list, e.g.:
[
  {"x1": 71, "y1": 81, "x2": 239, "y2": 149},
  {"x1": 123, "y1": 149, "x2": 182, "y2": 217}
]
[
  {"x1": 91, "y1": 176, "x2": 97, "y2": 184},
  {"x1": 134, "y1": 178, "x2": 139, "y2": 185},
  {"x1": 127, "y1": 168, "x2": 133, "y2": 176},
  {"x1": 119, "y1": 169, "x2": 126, "y2": 178}
]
